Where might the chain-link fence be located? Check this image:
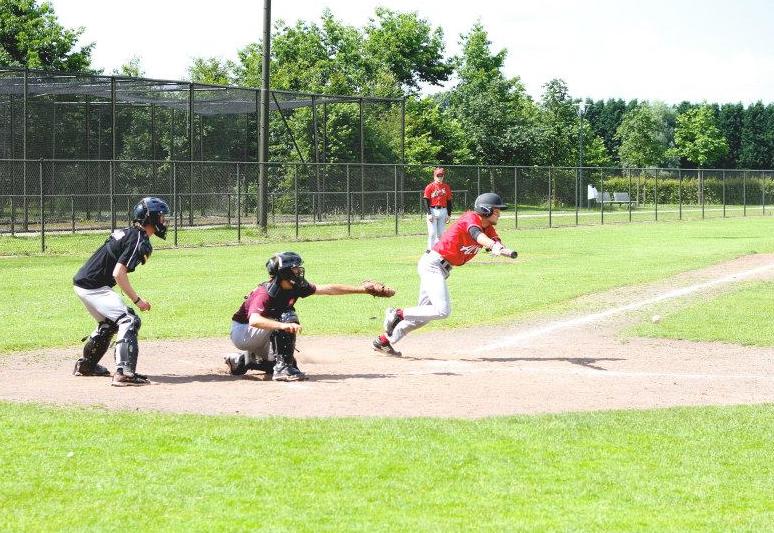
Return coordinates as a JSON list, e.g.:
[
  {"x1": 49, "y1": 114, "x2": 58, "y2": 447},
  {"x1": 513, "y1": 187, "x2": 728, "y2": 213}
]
[
  {"x1": 0, "y1": 68, "x2": 405, "y2": 164},
  {"x1": 1, "y1": 159, "x2": 772, "y2": 255}
]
